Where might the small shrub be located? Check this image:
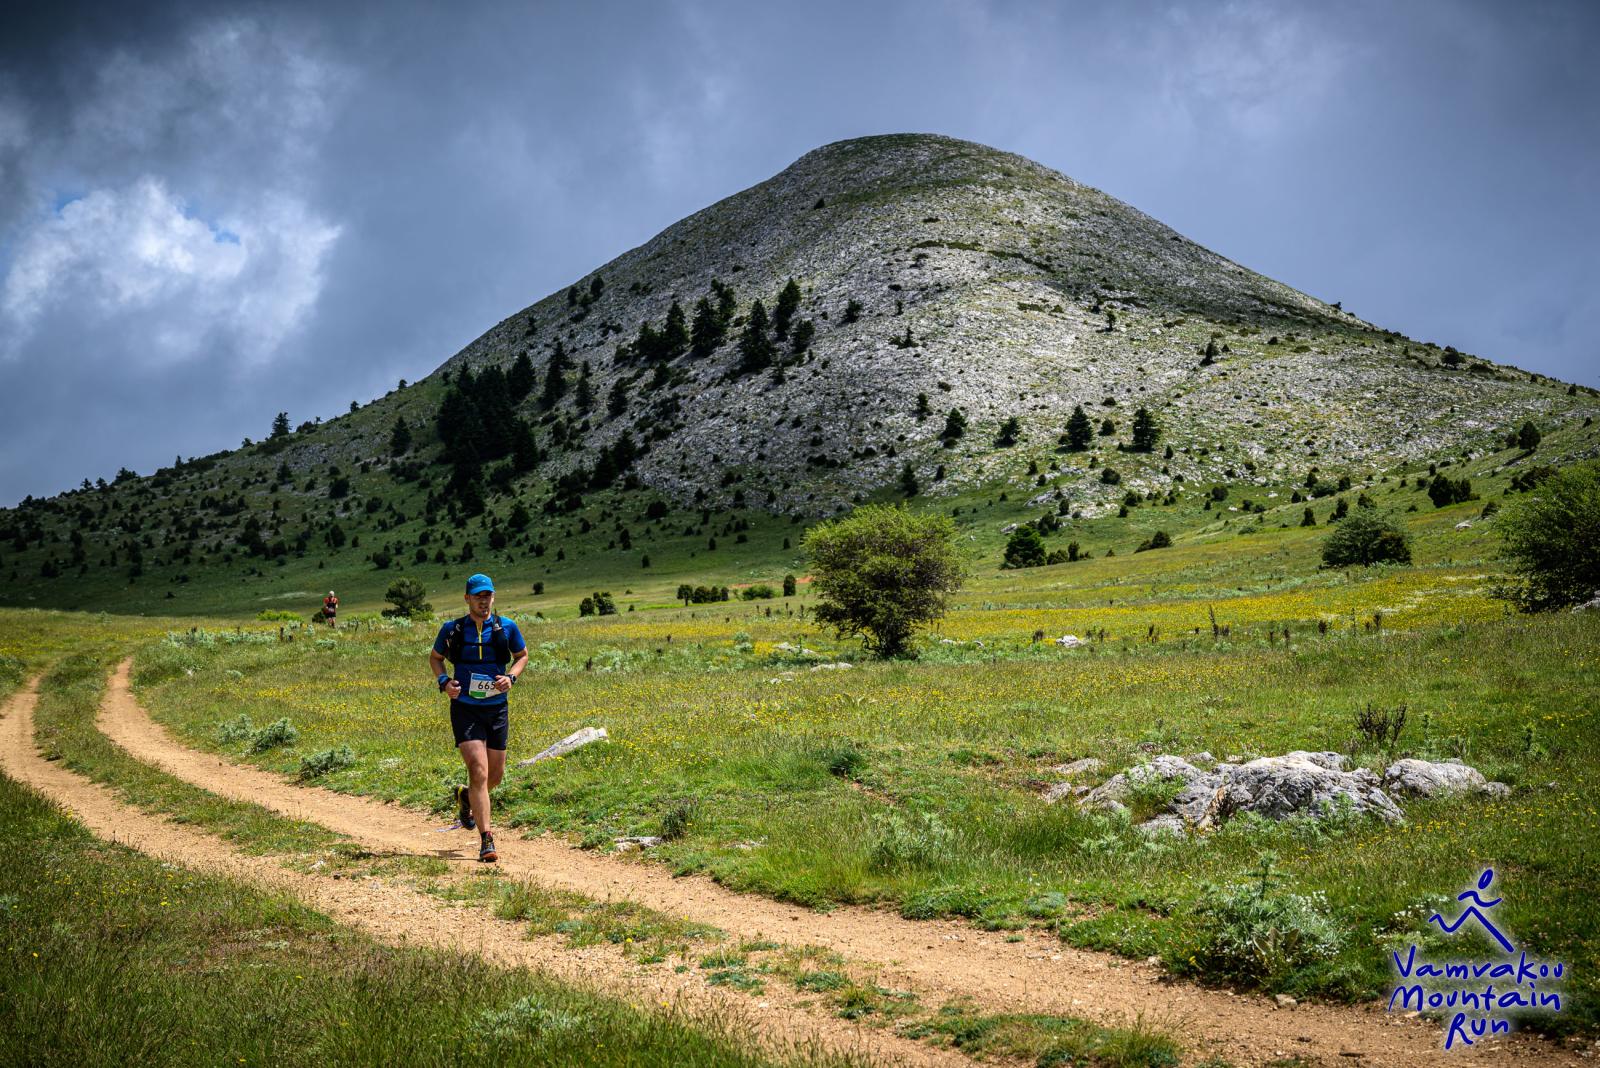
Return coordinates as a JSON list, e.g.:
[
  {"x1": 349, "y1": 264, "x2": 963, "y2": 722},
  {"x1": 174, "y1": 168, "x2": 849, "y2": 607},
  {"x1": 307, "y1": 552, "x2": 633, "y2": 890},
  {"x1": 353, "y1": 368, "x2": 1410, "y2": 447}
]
[
  {"x1": 476, "y1": 996, "x2": 583, "y2": 1041},
  {"x1": 1190, "y1": 853, "x2": 1344, "y2": 986},
  {"x1": 255, "y1": 609, "x2": 302, "y2": 623},
  {"x1": 1352, "y1": 702, "x2": 1406, "y2": 751},
  {"x1": 248, "y1": 717, "x2": 299, "y2": 753},
  {"x1": 299, "y1": 745, "x2": 355, "y2": 779},
  {"x1": 217, "y1": 714, "x2": 255, "y2": 745},
  {"x1": 660, "y1": 799, "x2": 696, "y2": 841},
  {"x1": 869, "y1": 811, "x2": 955, "y2": 871}
]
